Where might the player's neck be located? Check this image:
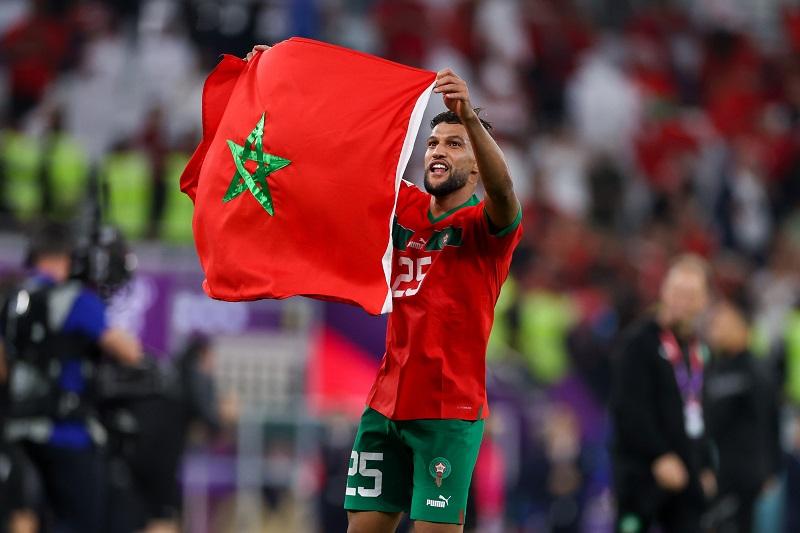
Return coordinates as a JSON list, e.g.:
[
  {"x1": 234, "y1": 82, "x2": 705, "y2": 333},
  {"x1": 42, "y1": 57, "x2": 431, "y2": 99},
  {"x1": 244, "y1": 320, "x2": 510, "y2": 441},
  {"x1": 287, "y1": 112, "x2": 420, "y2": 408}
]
[{"x1": 429, "y1": 188, "x2": 475, "y2": 219}]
